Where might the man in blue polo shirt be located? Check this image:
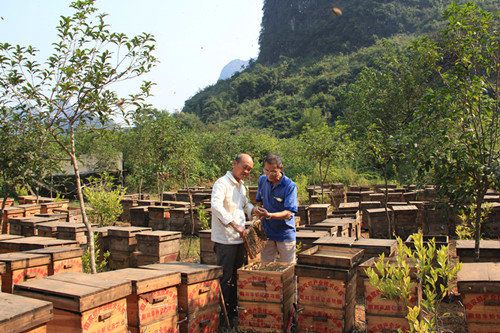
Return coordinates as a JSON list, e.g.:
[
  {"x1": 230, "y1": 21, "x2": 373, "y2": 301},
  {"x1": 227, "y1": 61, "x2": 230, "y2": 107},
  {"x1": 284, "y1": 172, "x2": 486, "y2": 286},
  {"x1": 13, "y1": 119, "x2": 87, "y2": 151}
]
[{"x1": 256, "y1": 154, "x2": 298, "y2": 263}]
